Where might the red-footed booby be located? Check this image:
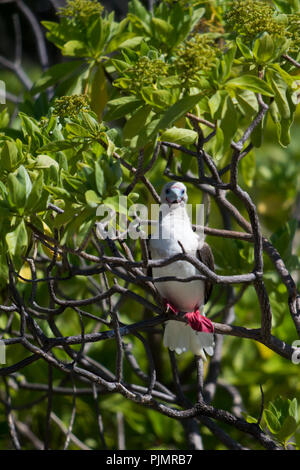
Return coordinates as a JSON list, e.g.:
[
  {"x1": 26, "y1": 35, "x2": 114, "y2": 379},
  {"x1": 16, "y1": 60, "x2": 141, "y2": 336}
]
[{"x1": 149, "y1": 181, "x2": 215, "y2": 360}]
